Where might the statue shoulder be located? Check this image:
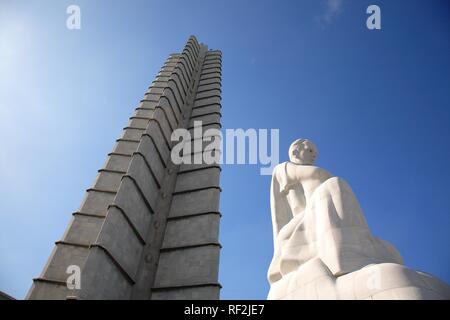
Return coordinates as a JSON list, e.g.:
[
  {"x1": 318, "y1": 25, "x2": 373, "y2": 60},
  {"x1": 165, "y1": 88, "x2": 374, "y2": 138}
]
[{"x1": 272, "y1": 162, "x2": 288, "y2": 178}]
